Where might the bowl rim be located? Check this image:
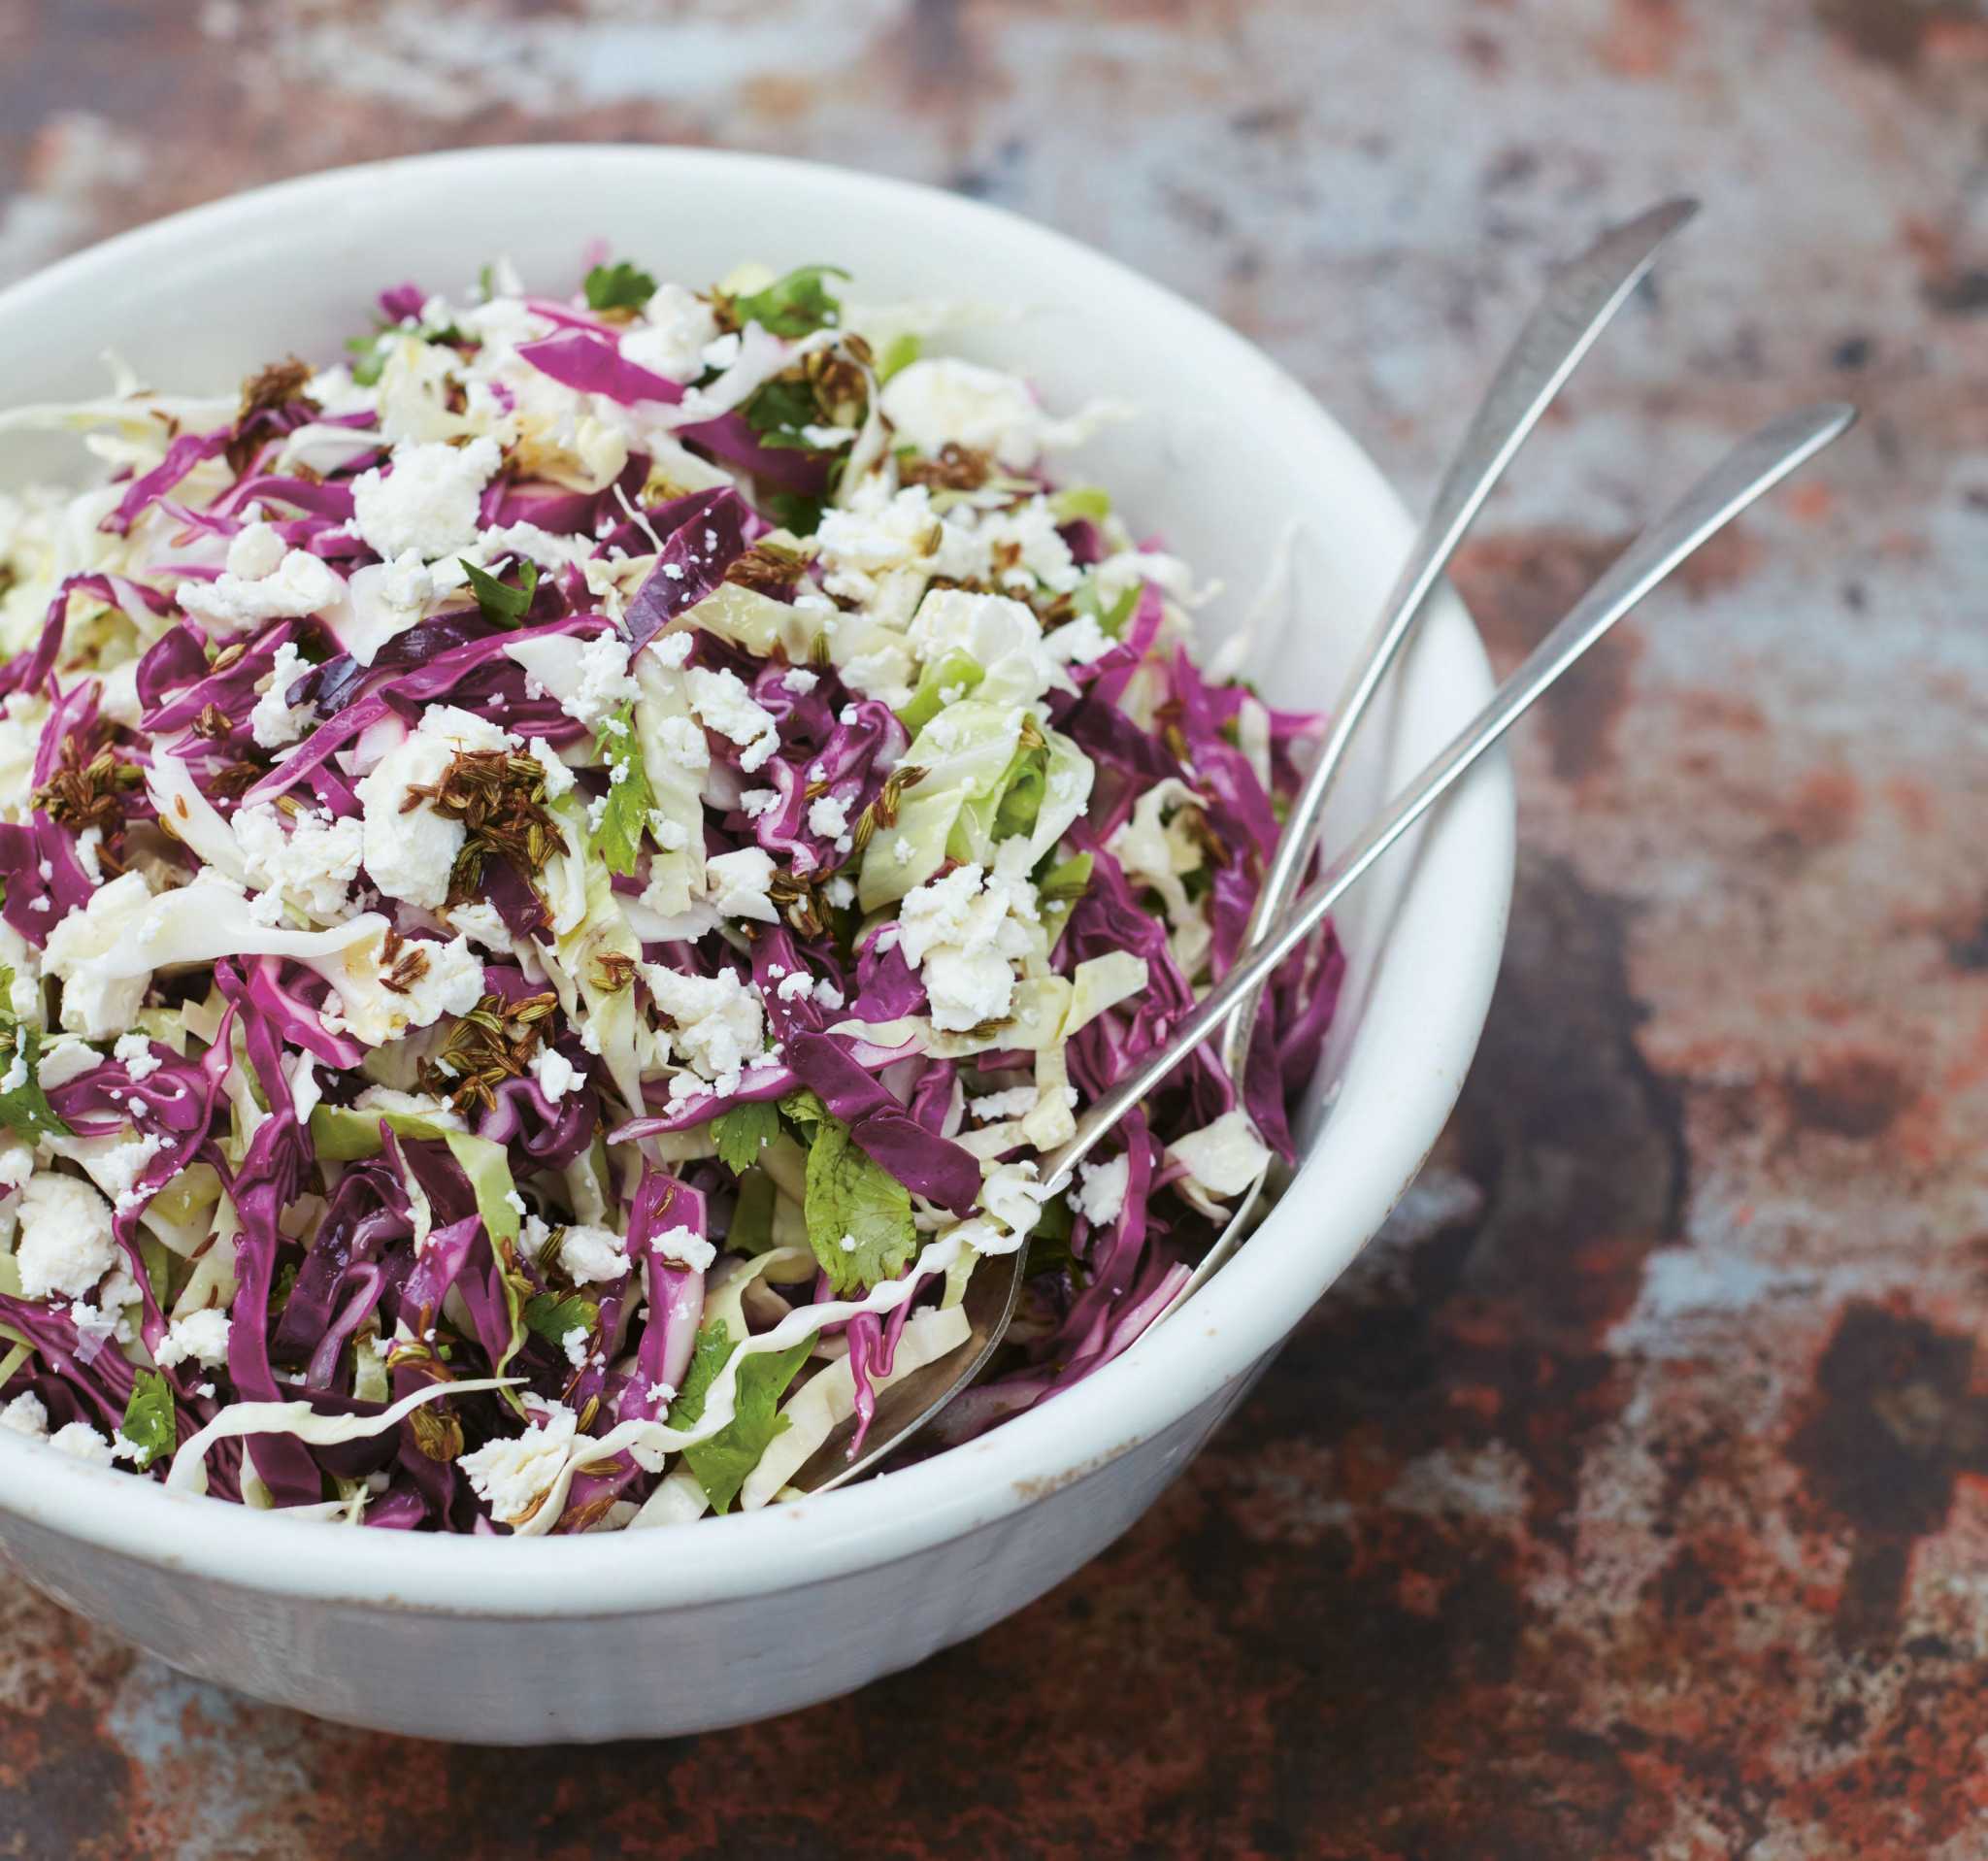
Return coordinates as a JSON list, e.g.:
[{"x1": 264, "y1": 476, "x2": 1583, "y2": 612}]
[{"x1": 0, "y1": 143, "x2": 1514, "y2": 1614}]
